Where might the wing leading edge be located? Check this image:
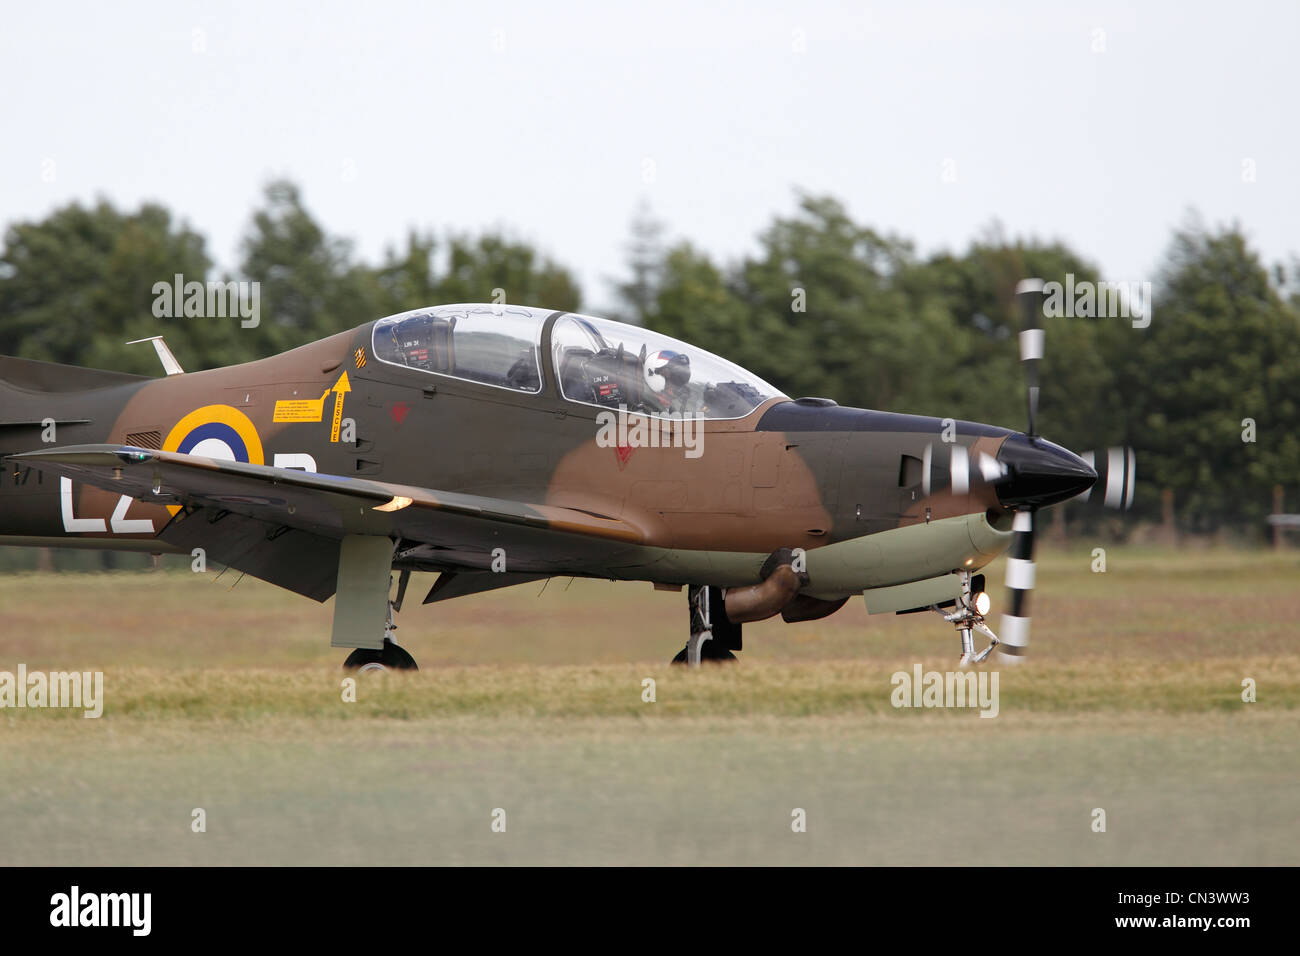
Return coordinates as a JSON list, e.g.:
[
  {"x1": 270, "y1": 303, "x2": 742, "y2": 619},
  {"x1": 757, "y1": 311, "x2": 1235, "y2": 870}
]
[{"x1": 7, "y1": 444, "x2": 645, "y2": 599}]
